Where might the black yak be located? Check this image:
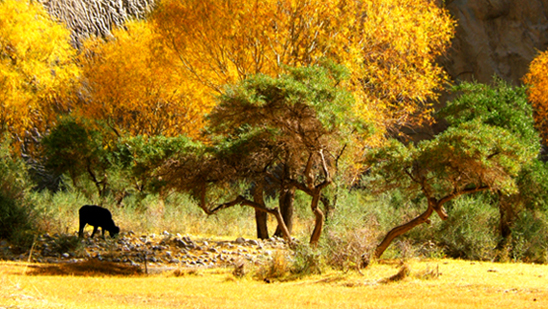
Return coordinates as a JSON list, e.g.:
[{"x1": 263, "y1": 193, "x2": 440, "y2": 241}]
[{"x1": 78, "y1": 205, "x2": 120, "y2": 238}]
